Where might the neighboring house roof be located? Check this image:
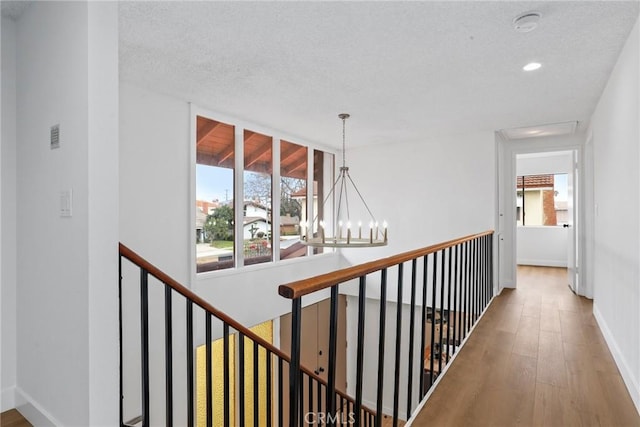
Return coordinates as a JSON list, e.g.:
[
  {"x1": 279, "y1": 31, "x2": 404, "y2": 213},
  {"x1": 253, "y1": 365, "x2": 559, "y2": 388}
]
[
  {"x1": 244, "y1": 200, "x2": 269, "y2": 211},
  {"x1": 517, "y1": 174, "x2": 554, "y2": 189},
  {"x1": 243, "y1": 216, "x2": 270, "y2": 226},
  {"x1": 291, "y1": 182, "x2": 317, "y2": 198},
  {"x1": 280, "y1": 215, "x2": 300, "y2": 226},
  {"x1": 196, "y1": 199, "x2": 221, "y2": 212},
  {"x1": 195, "y1": 207, "x2": 207, "y2": 228}
]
